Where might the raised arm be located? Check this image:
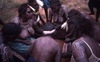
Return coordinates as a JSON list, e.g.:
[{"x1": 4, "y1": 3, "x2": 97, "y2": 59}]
[{"x1": 32, "y1": 23, "x2": 43, "y2": 35}]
